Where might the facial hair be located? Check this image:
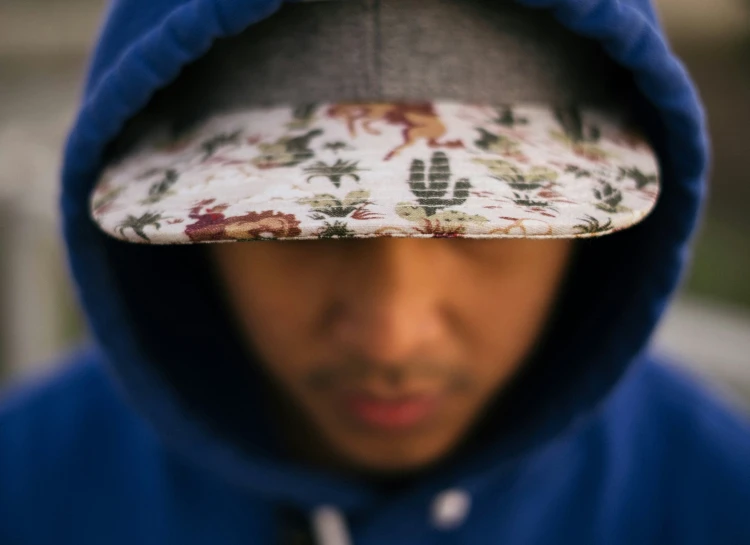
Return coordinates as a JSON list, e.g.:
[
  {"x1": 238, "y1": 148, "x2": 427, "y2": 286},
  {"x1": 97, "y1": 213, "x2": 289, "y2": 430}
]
[{"x1": 304, "y1": 358, "x2": 473, "y2": 393}]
